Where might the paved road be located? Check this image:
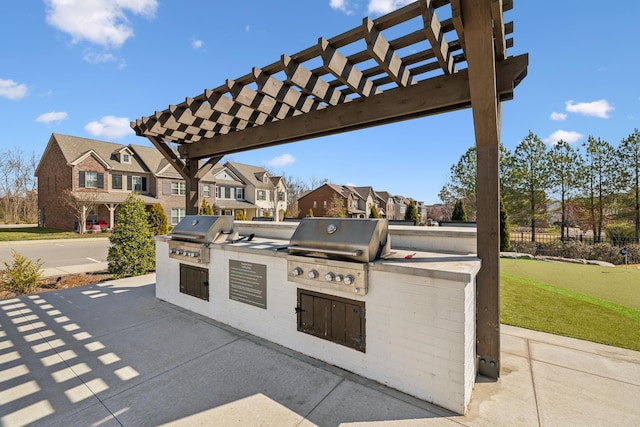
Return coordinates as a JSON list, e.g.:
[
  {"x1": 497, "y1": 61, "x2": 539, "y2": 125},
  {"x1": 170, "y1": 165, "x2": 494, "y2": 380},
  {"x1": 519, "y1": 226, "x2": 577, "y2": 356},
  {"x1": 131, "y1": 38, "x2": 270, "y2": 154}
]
[{"x1": 0, "y1": 238, "x2": 110, "y2": 269}]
